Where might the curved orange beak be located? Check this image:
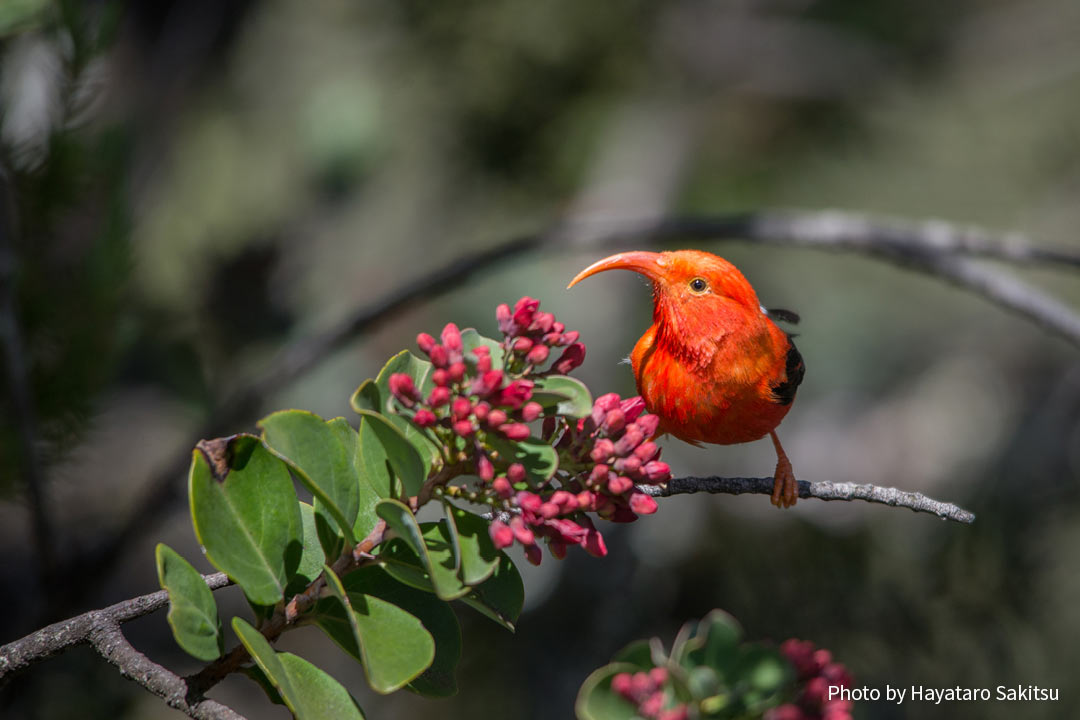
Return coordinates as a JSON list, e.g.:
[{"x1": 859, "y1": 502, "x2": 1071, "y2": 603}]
[{"x1": 566, "y1": 251, "x2": 665, "y2": 289}]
